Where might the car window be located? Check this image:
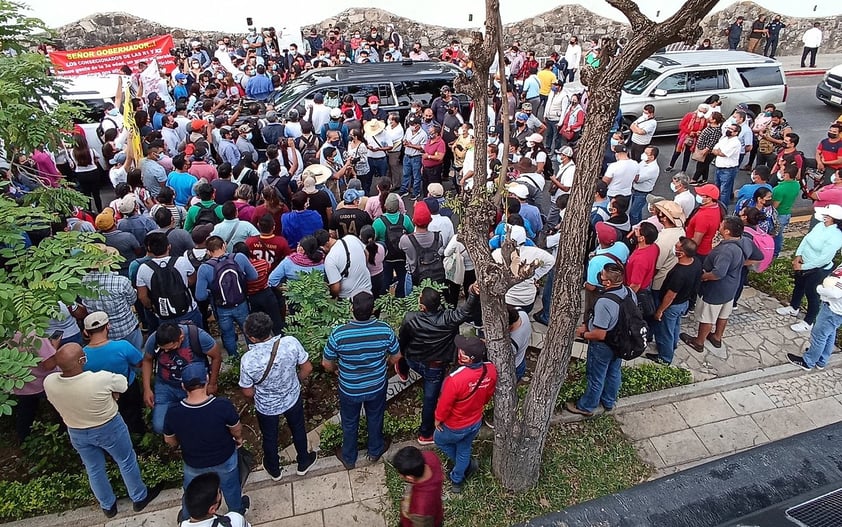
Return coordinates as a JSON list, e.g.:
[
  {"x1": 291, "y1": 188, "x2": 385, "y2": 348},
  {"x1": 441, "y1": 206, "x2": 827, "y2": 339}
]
[
  {"x1": 689, "y1": 70, "x2": 729, "y2": 92},
  {"x1": 624, "y1": 66, "x2": 661, "y2": 95},
  {"x1": 737, "y1": 66, "x2": 784, "y2": 87},
  {"x1": 344, "y1": 83, "x2": 395, "y2": 107},
  {"x1": 656, "y1": 73, "x2": 688, "y2": 94}
]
